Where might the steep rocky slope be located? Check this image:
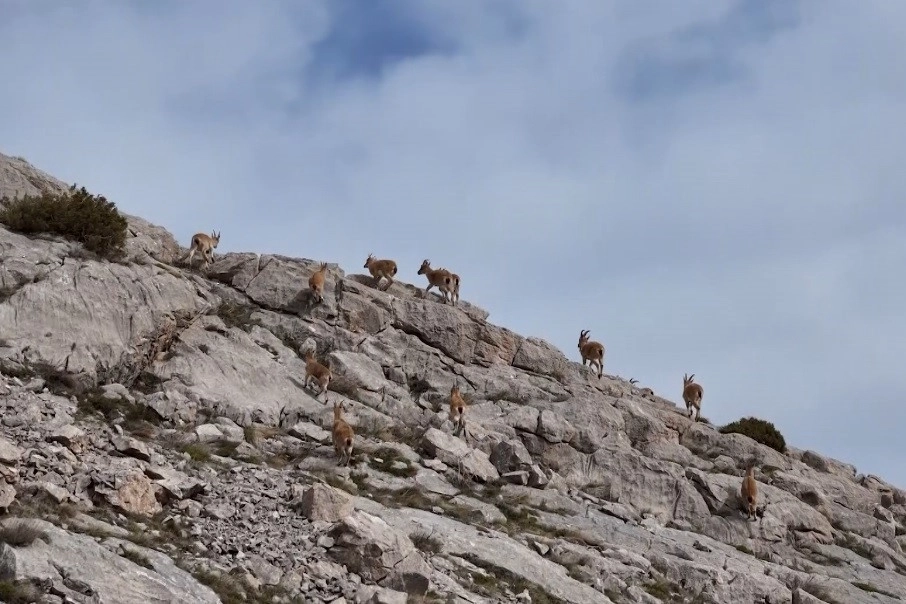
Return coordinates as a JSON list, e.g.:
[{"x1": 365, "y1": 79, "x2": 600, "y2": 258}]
[{"x1": 1, "y1": 152, "x2": 906, "y2": 603}]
